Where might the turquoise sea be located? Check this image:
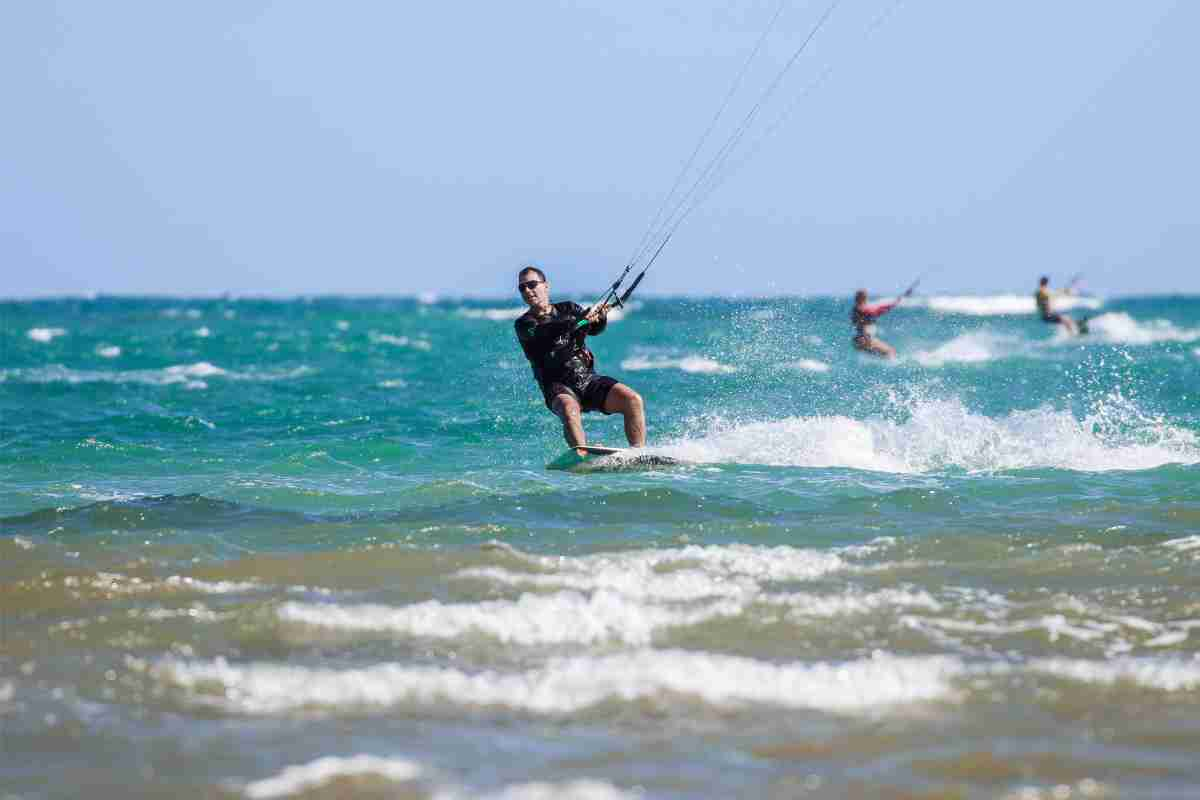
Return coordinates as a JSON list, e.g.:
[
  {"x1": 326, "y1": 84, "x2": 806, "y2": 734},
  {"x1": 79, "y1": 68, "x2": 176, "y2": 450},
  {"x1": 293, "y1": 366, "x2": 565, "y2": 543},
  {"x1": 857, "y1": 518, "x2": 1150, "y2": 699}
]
[{"x1": 3, "y1": 293, "x2": 1199, "y2": 799}]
